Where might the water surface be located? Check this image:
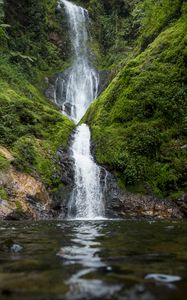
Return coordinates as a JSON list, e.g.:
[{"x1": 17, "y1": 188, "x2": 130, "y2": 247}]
[{"x1": 0, "y1": 220, "x2": 187, "y2": 300}]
